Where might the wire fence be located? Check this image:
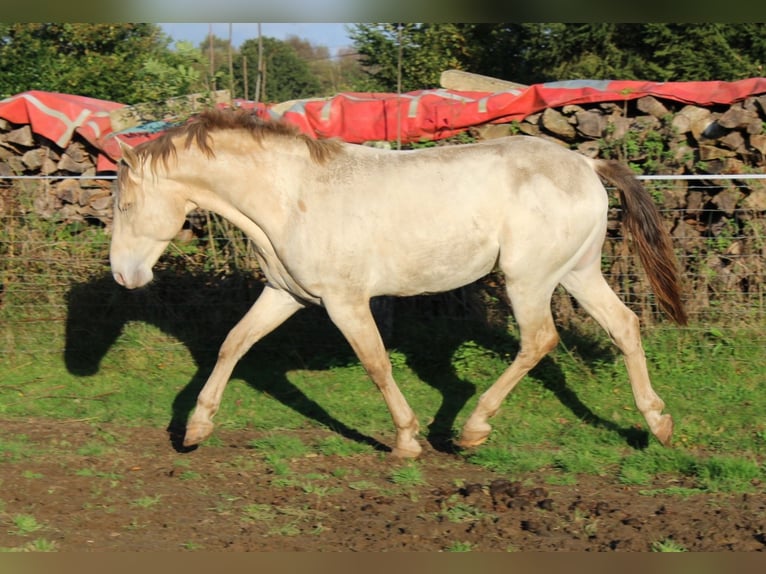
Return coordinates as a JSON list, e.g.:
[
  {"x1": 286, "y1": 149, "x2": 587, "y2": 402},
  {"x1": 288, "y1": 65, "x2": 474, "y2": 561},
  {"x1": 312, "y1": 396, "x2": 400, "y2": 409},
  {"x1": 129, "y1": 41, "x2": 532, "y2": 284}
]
[{"x1": 1, "y1": 173, "x2": 765, "y2": 358}]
